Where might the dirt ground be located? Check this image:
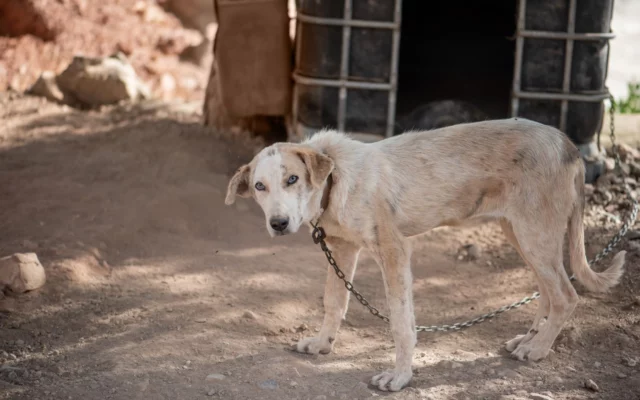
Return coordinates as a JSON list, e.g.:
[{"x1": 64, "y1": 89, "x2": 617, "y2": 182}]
[{"x1": 0, "y1": 93, "x2": 639, "y2": 400}]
